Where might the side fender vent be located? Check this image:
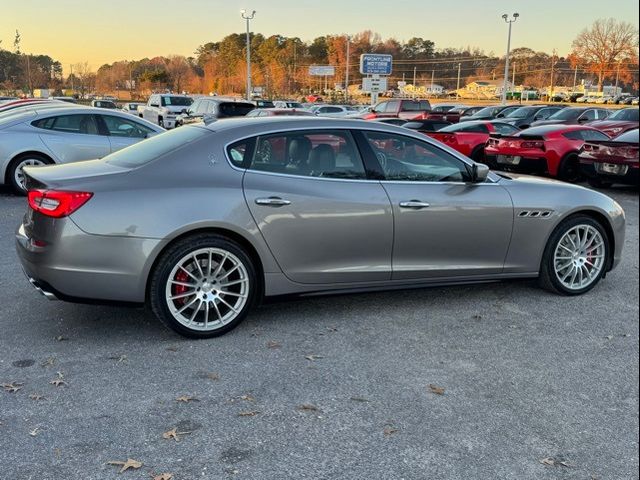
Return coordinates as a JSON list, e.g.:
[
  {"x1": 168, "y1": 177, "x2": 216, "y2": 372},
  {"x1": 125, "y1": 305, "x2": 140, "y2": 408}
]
[{"x1": 518, "y1": 210, "x2": 553, "y2": 218}]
